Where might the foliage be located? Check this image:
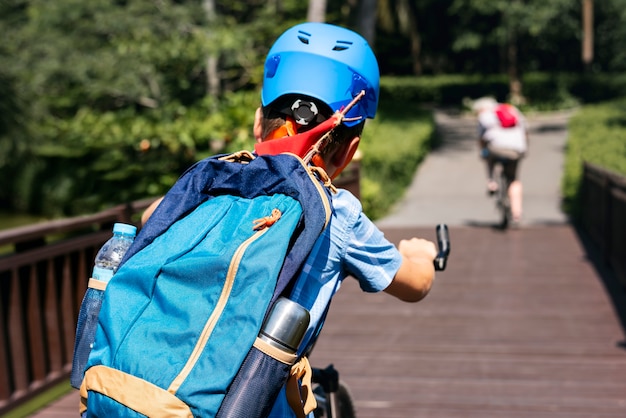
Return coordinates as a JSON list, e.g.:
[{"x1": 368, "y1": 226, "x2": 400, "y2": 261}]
[
  {"x1": 359, "y1": 100, "x2": 435, "y2": 220},
  {"x1": 377, "y1": 0, "x2": 626, "y2": 78},
  {"x1": 594, "y1": 0, "x2": 626, "y2": 71},
  {"x1": 562, "y1": 98, "x2": 626, "y2": 217},
  {"x1": 449, "y1": 0, "x2": 579, "y2": 70},
  {"x1": 18, "y1": 91, "x2": 259, "y2": 217},
  {"x1": 2, "y1": 0, "x2": 626, "y2": 218},
  {"x1": 381, "y1": 72, "x2": 626, "y2": 111},
  {"x1": 0, "y1": 0, "x2": 302, "y2": 216}
]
